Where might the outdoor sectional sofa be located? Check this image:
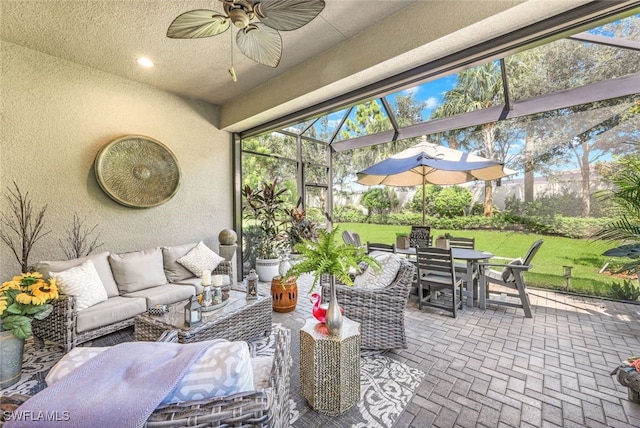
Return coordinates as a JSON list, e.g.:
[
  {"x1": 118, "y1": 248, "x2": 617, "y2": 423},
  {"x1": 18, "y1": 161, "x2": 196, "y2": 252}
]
[{"x1": 32, "y1": 241, "x2": 233, "y2": 352}]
